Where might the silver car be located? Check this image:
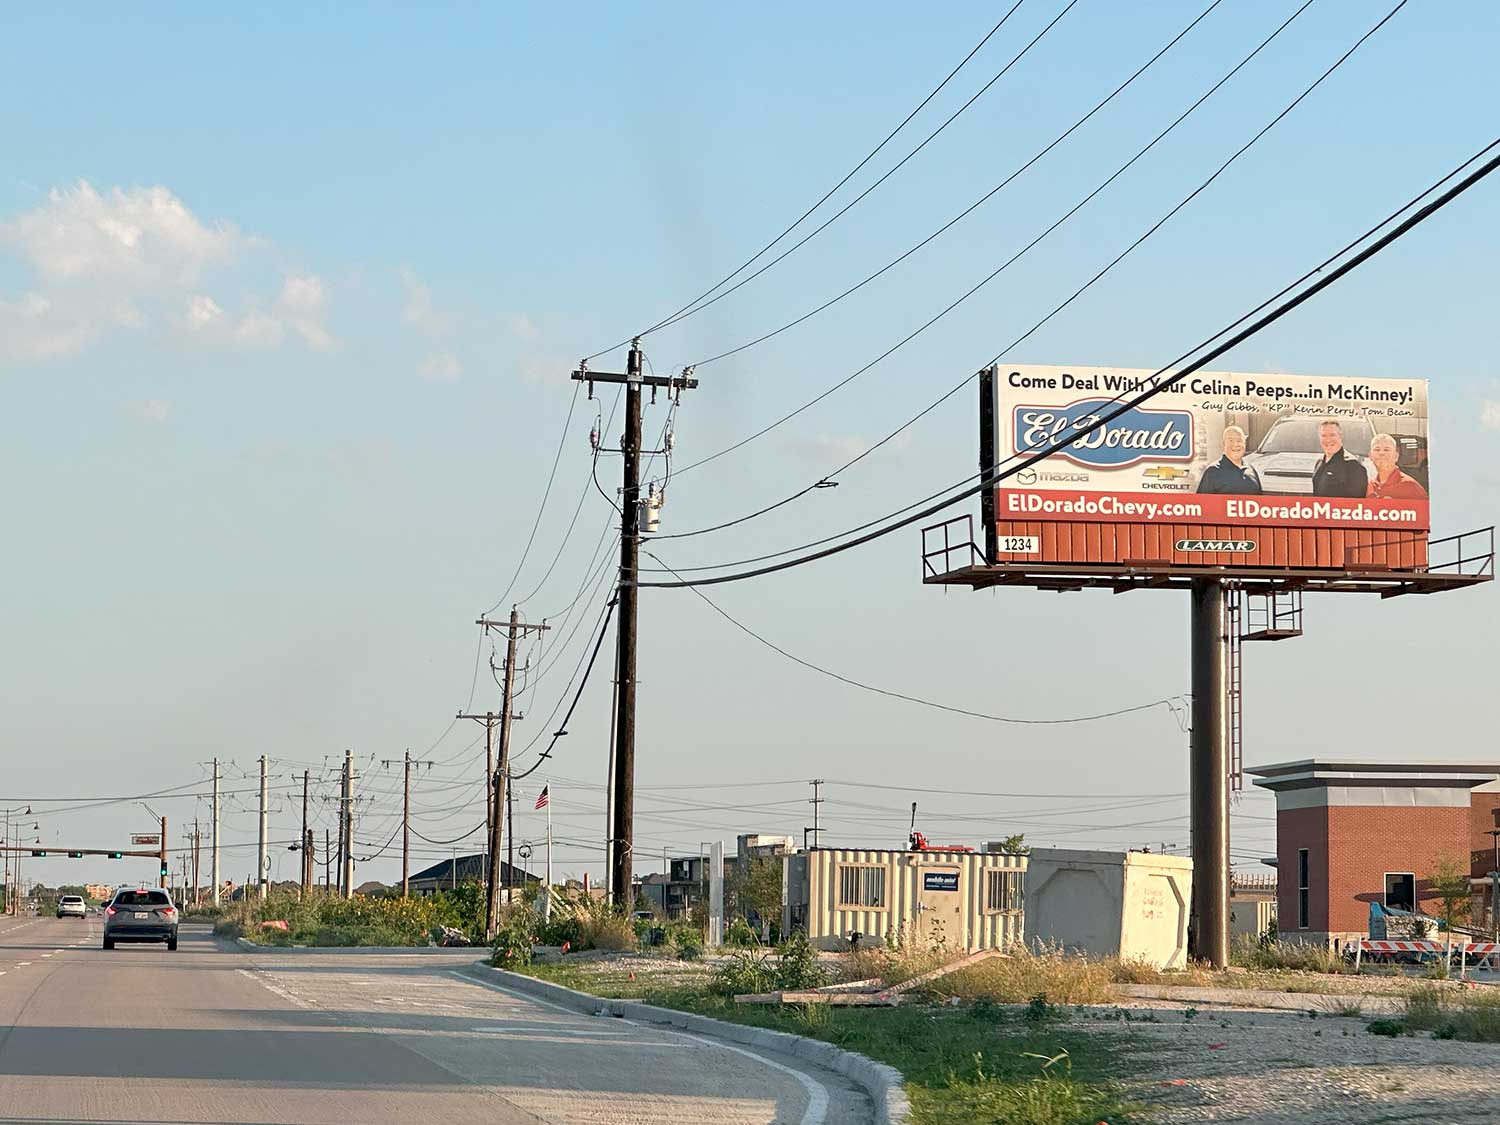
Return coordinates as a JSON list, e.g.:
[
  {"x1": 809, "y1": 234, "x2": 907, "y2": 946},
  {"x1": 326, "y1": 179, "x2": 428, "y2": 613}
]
[
  {"x1": 56, "y1": 895, "x2": 86, "y2": 919},
  {"x1": 103, "y1": 888, "x2": 179, "y2": 951}
]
